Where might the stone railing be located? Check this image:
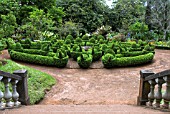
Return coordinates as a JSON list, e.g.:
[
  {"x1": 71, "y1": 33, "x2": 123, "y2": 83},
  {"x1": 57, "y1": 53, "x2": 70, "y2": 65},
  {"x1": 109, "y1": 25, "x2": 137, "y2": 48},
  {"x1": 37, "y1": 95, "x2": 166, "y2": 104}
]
[
  {"x1": 137, "y1": 69, "x2": 170, "y2": 110},
  {"x1": 0, "y1": 70, "x2": 30, "y2": 110}
]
